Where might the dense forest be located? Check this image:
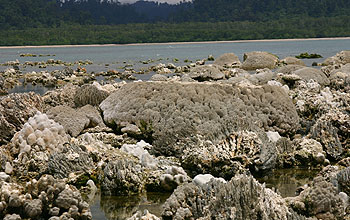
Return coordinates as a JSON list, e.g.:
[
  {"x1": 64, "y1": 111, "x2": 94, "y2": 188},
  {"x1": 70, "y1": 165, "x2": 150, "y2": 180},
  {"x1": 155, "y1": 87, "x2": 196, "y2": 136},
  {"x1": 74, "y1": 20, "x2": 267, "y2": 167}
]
[{"x1": 0, "y1": 0, "x2": 349, "y2": 45}]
